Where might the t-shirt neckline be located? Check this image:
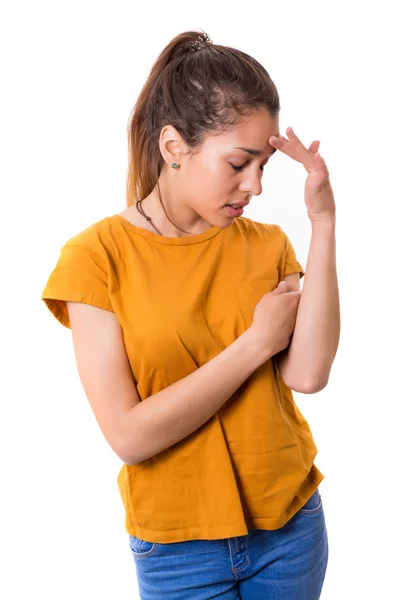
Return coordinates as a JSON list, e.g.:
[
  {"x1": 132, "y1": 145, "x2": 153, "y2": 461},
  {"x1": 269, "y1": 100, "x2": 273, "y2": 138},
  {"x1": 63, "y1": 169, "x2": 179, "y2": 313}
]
[{"x1": 109, "y1": 214, "x2": 223, "y2": 245}]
